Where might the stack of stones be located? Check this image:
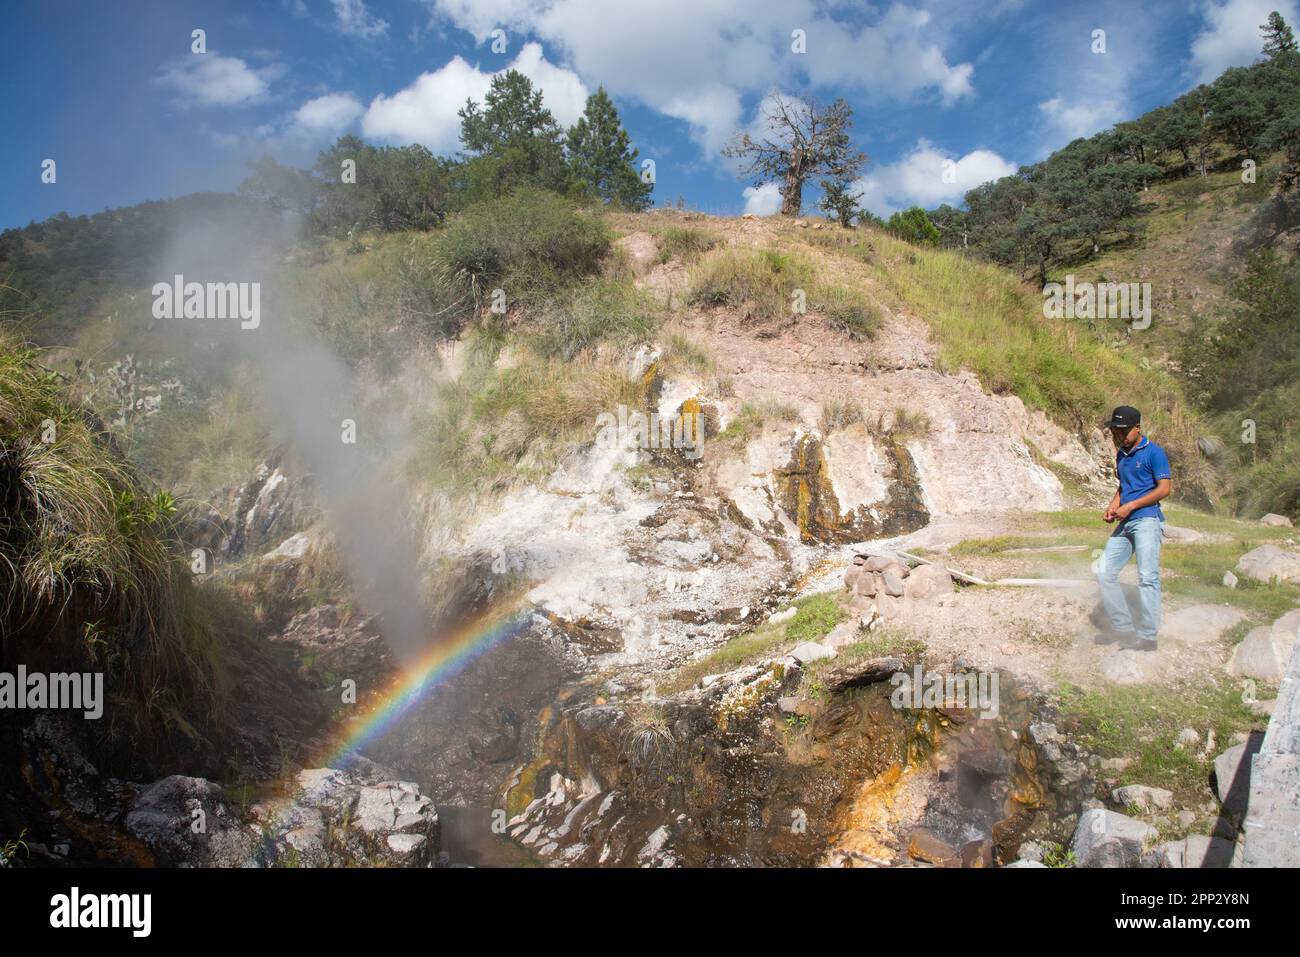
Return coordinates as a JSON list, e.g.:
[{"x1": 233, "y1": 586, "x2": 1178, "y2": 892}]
[{"x1": 843, "y1": 552, "x2": 955, "y2": 622}]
